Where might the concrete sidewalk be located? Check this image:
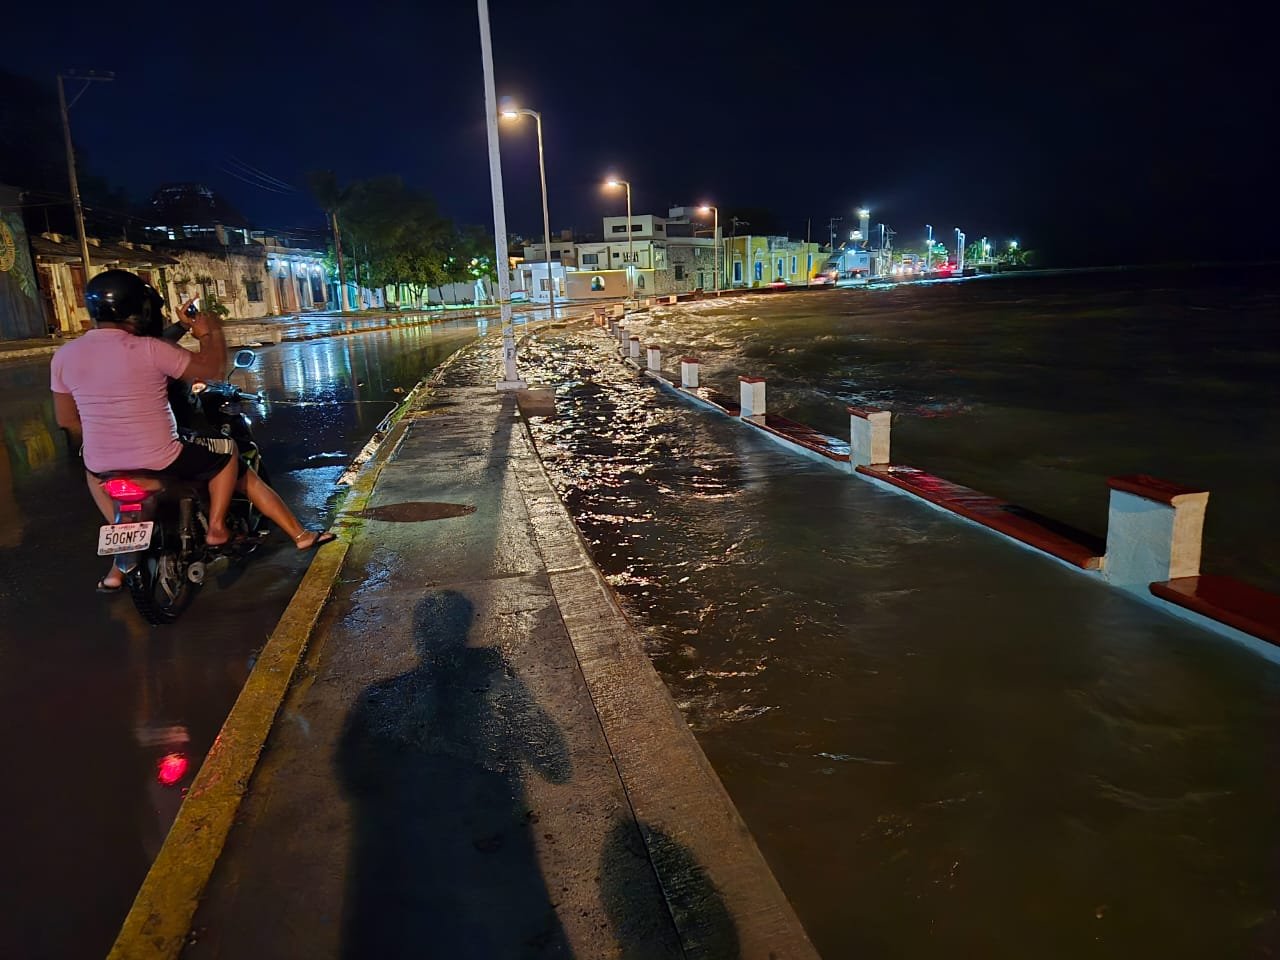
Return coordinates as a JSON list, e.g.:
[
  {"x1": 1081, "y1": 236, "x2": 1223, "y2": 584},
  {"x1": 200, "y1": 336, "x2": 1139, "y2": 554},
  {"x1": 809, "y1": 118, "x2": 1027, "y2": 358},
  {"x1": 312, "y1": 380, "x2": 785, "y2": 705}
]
[{"x1": 115, "y1": 344, "x2": 816, "y2": 959}]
